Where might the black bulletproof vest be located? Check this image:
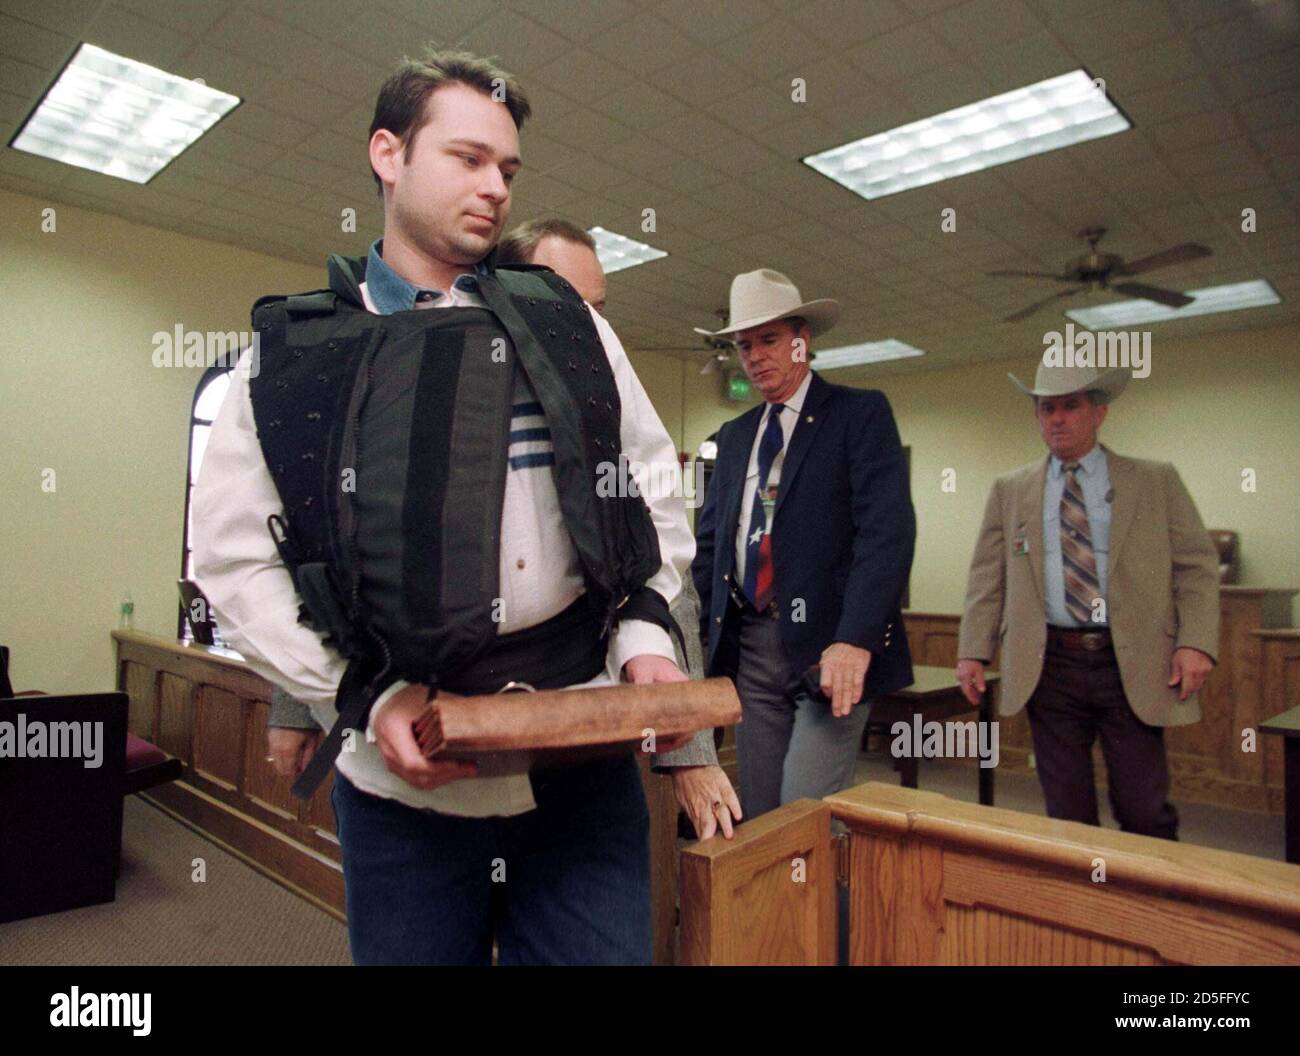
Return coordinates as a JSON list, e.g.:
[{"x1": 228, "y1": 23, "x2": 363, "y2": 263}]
[{"x1": 248, "y1": 254, "x2": 668, "y2": 697}]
